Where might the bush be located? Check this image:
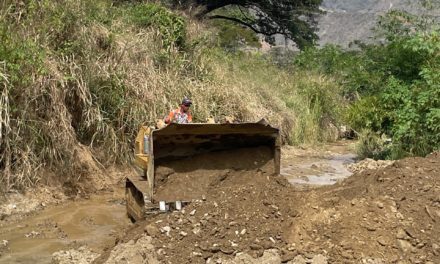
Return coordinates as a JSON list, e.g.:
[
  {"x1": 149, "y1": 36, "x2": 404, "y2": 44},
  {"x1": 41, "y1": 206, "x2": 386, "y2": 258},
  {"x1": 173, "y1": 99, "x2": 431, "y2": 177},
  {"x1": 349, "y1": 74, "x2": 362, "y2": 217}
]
[
  {"x1": 355, "y1": 130, "x2": 391, "y2": 160},
  {"x1": 129, "y1": 3, "x2": 186, "y2": 50}
]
